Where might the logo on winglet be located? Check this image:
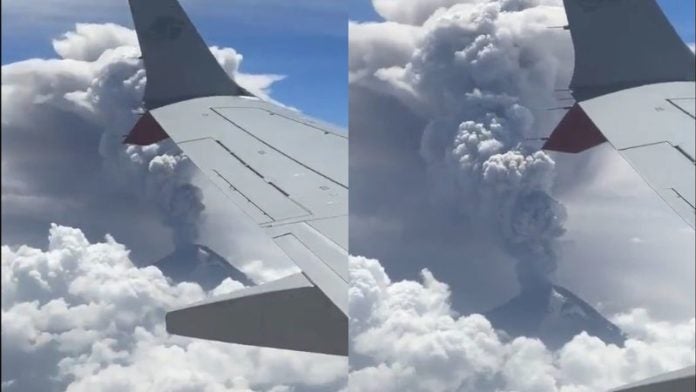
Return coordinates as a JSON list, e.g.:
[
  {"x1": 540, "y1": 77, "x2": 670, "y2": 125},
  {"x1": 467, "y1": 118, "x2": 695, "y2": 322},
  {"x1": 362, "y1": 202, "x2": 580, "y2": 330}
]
[{"x1": 147, "y1": 16, "x2": 185, "y2": 41}]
